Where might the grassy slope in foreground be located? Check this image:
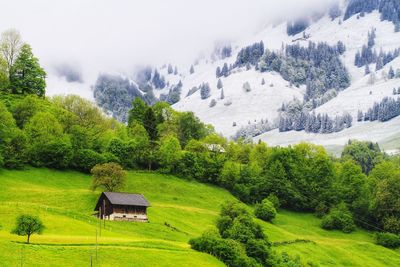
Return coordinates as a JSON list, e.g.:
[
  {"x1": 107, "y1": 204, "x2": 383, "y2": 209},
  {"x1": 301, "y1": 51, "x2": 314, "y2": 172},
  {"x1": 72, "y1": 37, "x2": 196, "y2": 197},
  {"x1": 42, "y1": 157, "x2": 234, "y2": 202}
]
[{"x1": 0, "y1": 168, "x2": 399, "y2": 266}]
